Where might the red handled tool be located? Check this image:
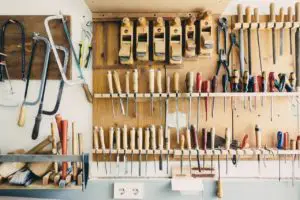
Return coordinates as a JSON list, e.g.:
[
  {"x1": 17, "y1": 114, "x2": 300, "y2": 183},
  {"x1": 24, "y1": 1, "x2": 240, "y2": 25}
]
[{"x1": 202, "y1": 80, "x2": 210, "y2": 121}]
